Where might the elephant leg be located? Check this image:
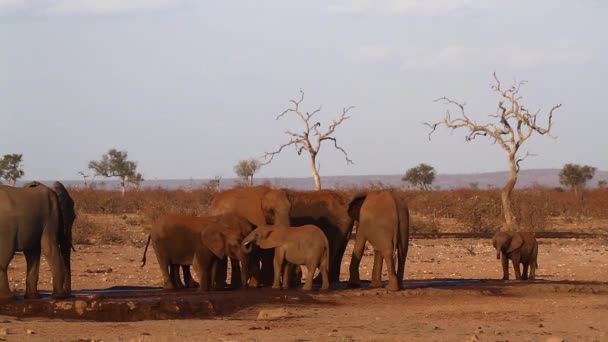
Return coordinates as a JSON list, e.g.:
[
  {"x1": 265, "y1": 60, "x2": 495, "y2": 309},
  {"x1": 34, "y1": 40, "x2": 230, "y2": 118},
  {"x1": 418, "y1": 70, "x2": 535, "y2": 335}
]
[
  {"x1": 260, "y1": 249, "x2": 275, "y2": 287},
  {"x1": 0, "y1": 244, "x2": 15, "y2": 299},
  {"x1": 215, "y1": 257, "x2": 228, "y2": 289},
  {"x1": 529, "y1": 262, "x2": 537, "y2": 280},
  {"x1": 501, "y1": 252, "x2": 509, "y2": 280},
  {"x1": 154, "y1": 248, "x2": 174, "y2": 289},
  {"x1": 247, "y1": 253, "x2": 261, "y2": 288},
  {"x1": 370, "y1": 251, "x2": 383, "y2": 288},
  {"x1": 302, "y1": 264, "x2": 315, "y2": 291},
  {"x1": 42, "y1": 241, "x2": 69, "y2": 299},
  {"x1": 272, "y1": 248, "x2": 285, "y2": 290},
  {"x1": 210, "y1": 259, "x2": 218, "y2": 291},
  {"x1": 23, "y1": 249, "x2": 41, "y2": 299},
  {"x1": 229, "y1": 258, "x2": 242, "y2": 289},
  {"x1": 348, "y1": 234, "x2": 366, "y2": 287},
  {"x1": 182, "y1": 265, "x2": 199, "y2": 288},
  {"x1": 384, "y1": 250, "x2": 399, "y2": 291},
  {"x1": 240, "y1": 256, "x2": 249, "y2": 289},
  {"x1": 290, "y1": 265, "x2": 303, "y2": 288},
  {"x1": 329, "y1": 234, "x2": 348, "y2": 284},
  {"x1": 320, "y1": 261, "x2": 329, "y2": 291},
  {"x1": 396, "y1": 243, "x2": 407, "y2": 285},
  {"x1": 511, "y1": 256, "x2": 522, "y2": 280},
  {"x1": 170, "y1": 264, "x2": 185, "y2": 289},
  {"x1": 522, "y1": 263, "x2": 529, "y2": 281},
  {"x1": 282, "y1": 263, "x2": 291, "y2": 290}
]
